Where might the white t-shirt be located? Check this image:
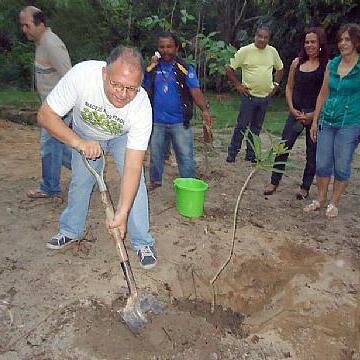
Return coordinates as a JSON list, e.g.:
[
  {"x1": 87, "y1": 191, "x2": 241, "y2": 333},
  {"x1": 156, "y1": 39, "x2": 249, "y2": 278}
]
[{"x1": 46, "y1": 60, "x2": 152, "y2": 150}]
